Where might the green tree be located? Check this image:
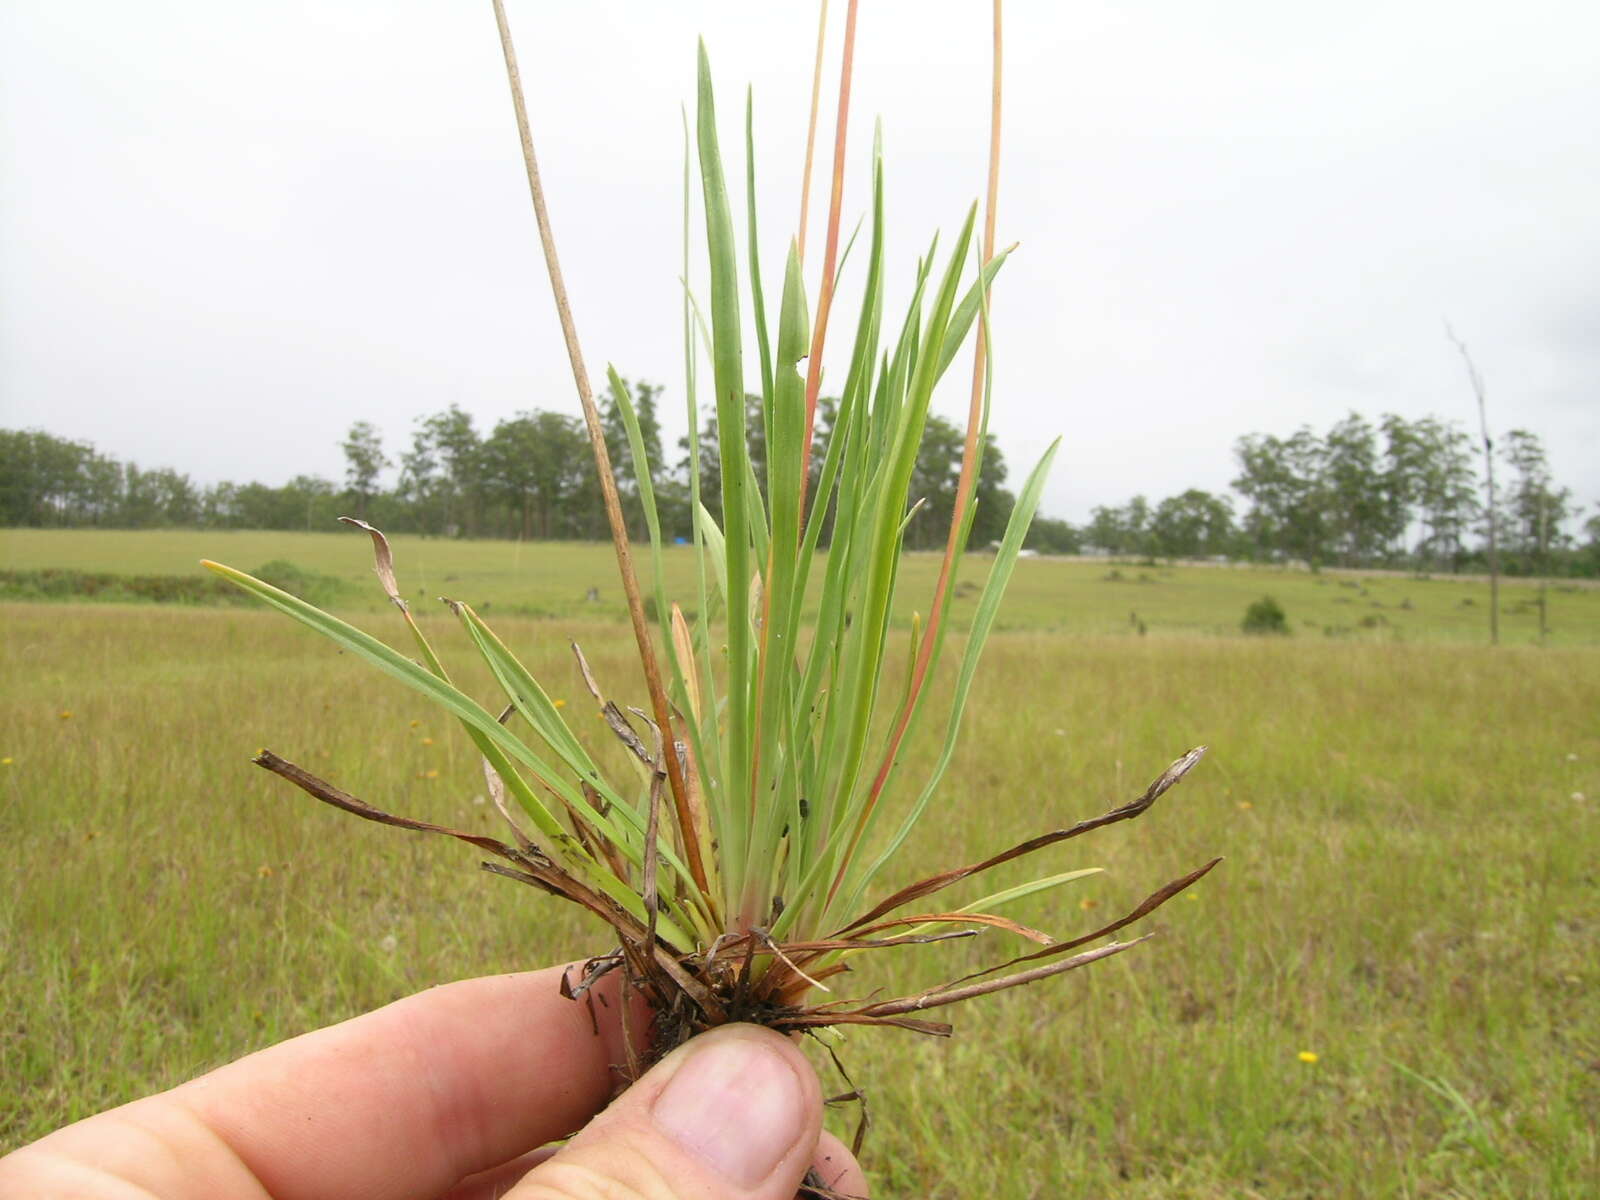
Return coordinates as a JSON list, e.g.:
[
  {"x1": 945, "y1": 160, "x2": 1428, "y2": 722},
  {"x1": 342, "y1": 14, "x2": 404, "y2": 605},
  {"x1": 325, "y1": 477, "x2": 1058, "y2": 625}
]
[
  {"x1": 119, "y1": 465, "x2": 199, "y2": 527},
  {"x1": 1024, "y1": 516, "x2": 1082, "y2": 554},
  {"x1": 1499, "y1": 429, "x2": 1573, "y2": 573},
  {"x1": 397, "y1": 426, "x2": 441, "y2": 533},
  {"x1": 201, "y1": 481, "x2": 240, "y2": 528},
  {"x1": 1323, "y1": 413, "x2": 1403, "y2": 565},
  {"x1": 283, "y1": 475, "x2": 341, "y2": 532},
  {"x1": 1581, "y1": 514, "x2": 1600, "y2": 575},
  {"x1": 426, "y1": 405, "x2": 486, "y2": 536},
  {"x1": 1401, "y1": 416, "x2": 1478, "y2": 569},
  {"x1": 481, "y1": 411, "x2": 589, "y2": 540},
  {"x1": 1233, "y1": 428, "x2": 1331, "y2": 565},
  {"x1": 0, "y1": 429, "x2": 108, "y2": 525},
  {"x1": 119, "y1": 466, "x2": 161, "y2": 527},
  {"x1": 1084, "y1": 495, "x2": 1152, "y2": 556},
  {"x1": 232, "y1": 482, "x2": 295, "y2": 529},
  {"x1": 1151, "y1": 489, "x2": 1235, "y2": 559},
  {"x1": 341, "y1": 421, "x2": 390, "y2": 519},
  {"x1": 1084, "y1": 504, "x2": 1127, "y2": 555}
]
